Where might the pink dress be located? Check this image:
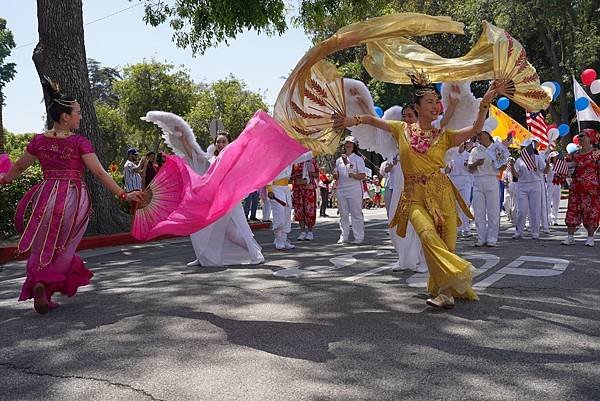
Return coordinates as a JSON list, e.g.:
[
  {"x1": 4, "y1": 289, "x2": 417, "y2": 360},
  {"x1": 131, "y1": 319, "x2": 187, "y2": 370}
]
[{"x1": 17, "y1": 134, "x2": 94, "y2": 302}]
